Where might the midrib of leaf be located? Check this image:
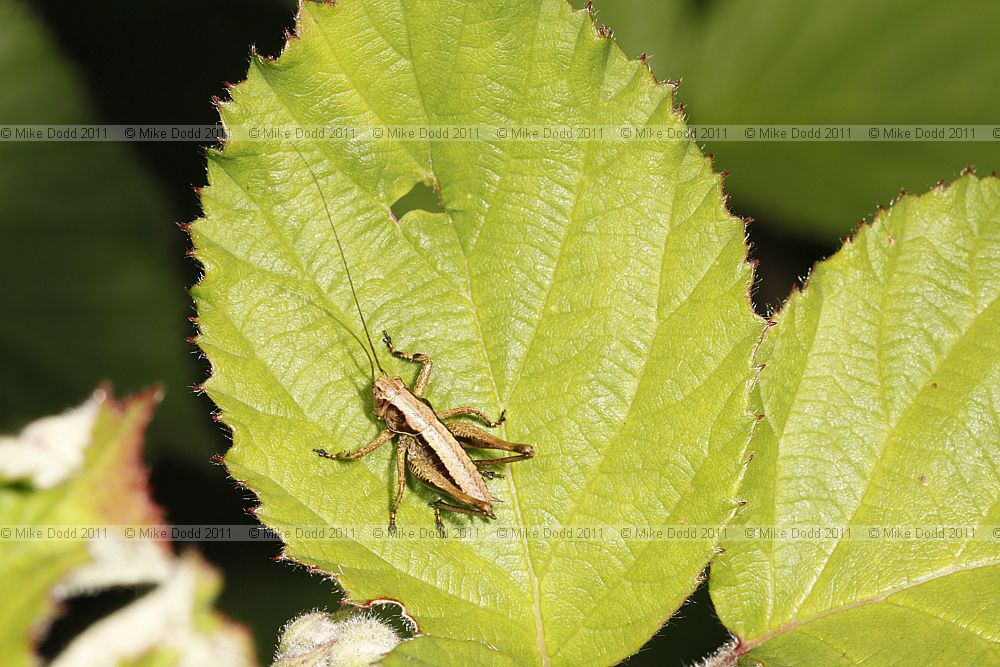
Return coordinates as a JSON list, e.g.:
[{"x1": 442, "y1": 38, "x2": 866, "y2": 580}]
[
  {"x1": 398, "y1": 204, "x2": 549, "y2": 657},
  {"x1": 342, "y1": 212, "x2": 547, "y2": 649},
  {"x1": 471, "y1": 5, "x2": 561, "y2": 662},
  {"x1": 462, "y1": 0, "x2": 547, "y2": 256},
  {"x1": 457, "y1": 68, "x2": 573, "y2": 442},
  {"x1": 419, "y1": 6, "x2": 606, "y2": 663},
  {"x1": 496, "y1": 57, "x2": 613, "y2": 667},
  {"x1": 400, "y1": 225, "x2": 548, "y2": 658},
  {"x1": 501, "y1": 439, "x2": 549, "y2": 666}
]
